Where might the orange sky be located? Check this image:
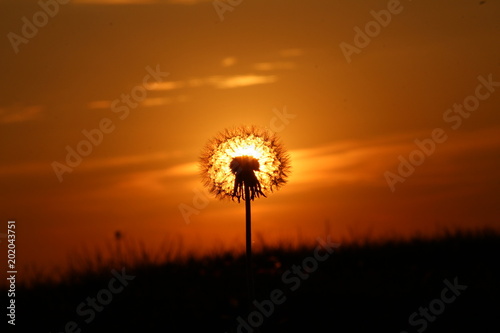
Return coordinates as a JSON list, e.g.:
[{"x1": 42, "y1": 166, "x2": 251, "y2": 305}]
[{"x1": 1, "y1": 0, "x2": 500, "y2": 279}]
